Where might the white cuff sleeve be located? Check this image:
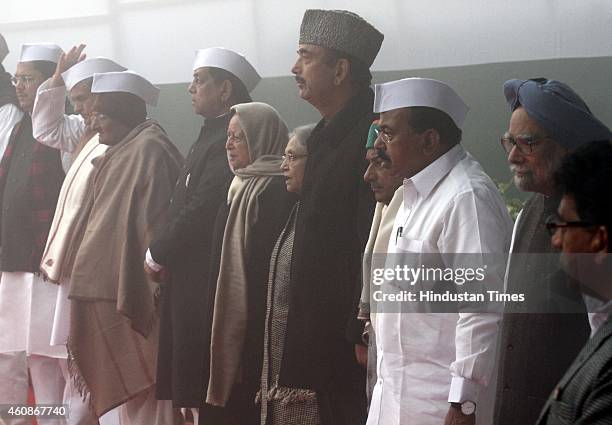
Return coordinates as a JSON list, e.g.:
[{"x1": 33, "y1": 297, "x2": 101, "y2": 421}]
[
  {"x1": 145, "y1": 249, "x2": 163, "y2": 272},
  {"x1": 448, "y1": 376, "x2": 481, "y2": 403}
]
